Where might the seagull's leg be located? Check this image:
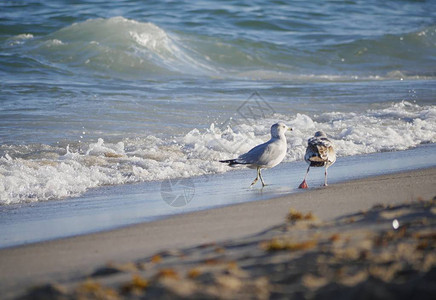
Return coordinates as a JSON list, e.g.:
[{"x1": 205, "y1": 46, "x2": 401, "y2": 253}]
[
  {"x1": 298, "y1": 165, "x2": 310, "y2": 189},
  {"x1": 303, "y1": 166, "x2": 310, "y2": 181},
  {"x1": 259, "y1": 168, "x2": 266, "y2": 187},
  {"x1": 250, "y1": 167, "x2": 260, "y2": 186},
  {"x1": 324, "y1": 166, "x2": 328, "y2": 186}
]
